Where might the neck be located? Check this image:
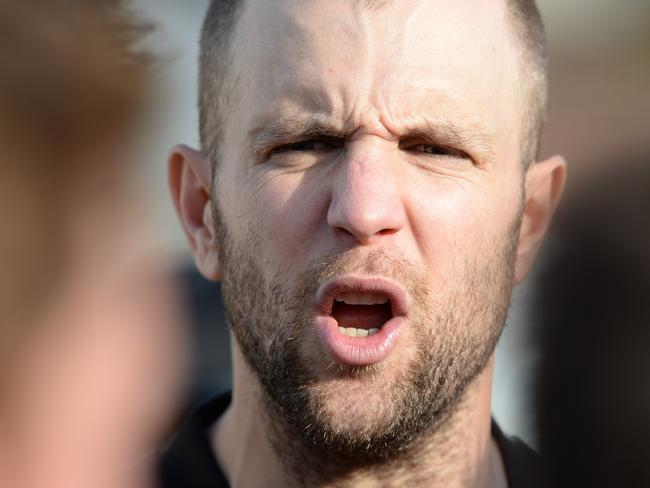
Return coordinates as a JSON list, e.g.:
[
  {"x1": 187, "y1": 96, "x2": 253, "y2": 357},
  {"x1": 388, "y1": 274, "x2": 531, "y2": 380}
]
[{"x1": 213, "y1": 341, "x2": 506, "y2": 488}]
